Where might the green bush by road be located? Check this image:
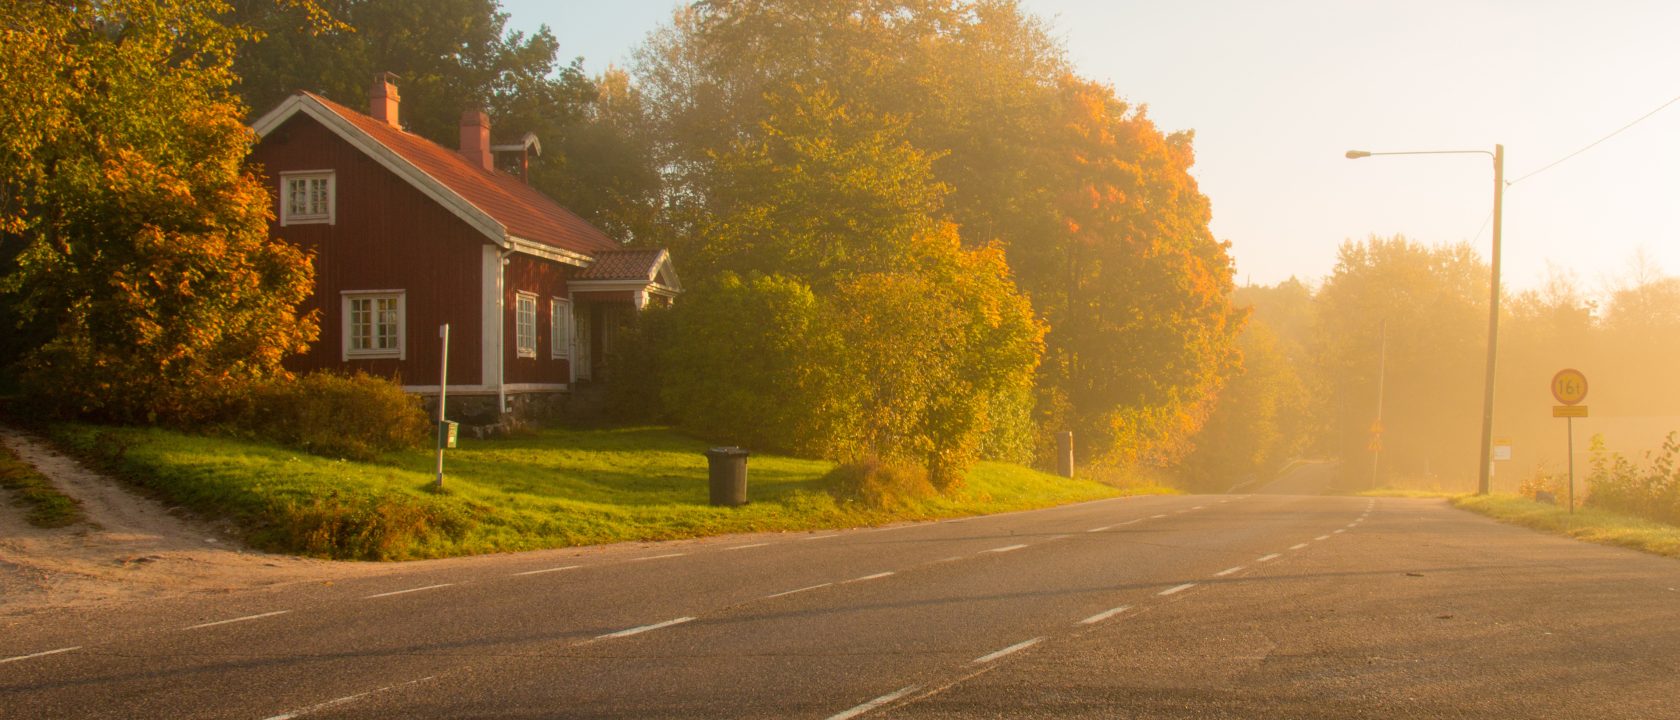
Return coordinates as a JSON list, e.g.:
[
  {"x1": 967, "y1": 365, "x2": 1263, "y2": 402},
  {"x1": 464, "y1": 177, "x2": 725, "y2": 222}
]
[
  {"x1": 1454, "y1": 494, "x2": 1680, "y2": 559},
  {"x1": 46, "y1": 424, "x2": 1151, "y2": 560}
]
